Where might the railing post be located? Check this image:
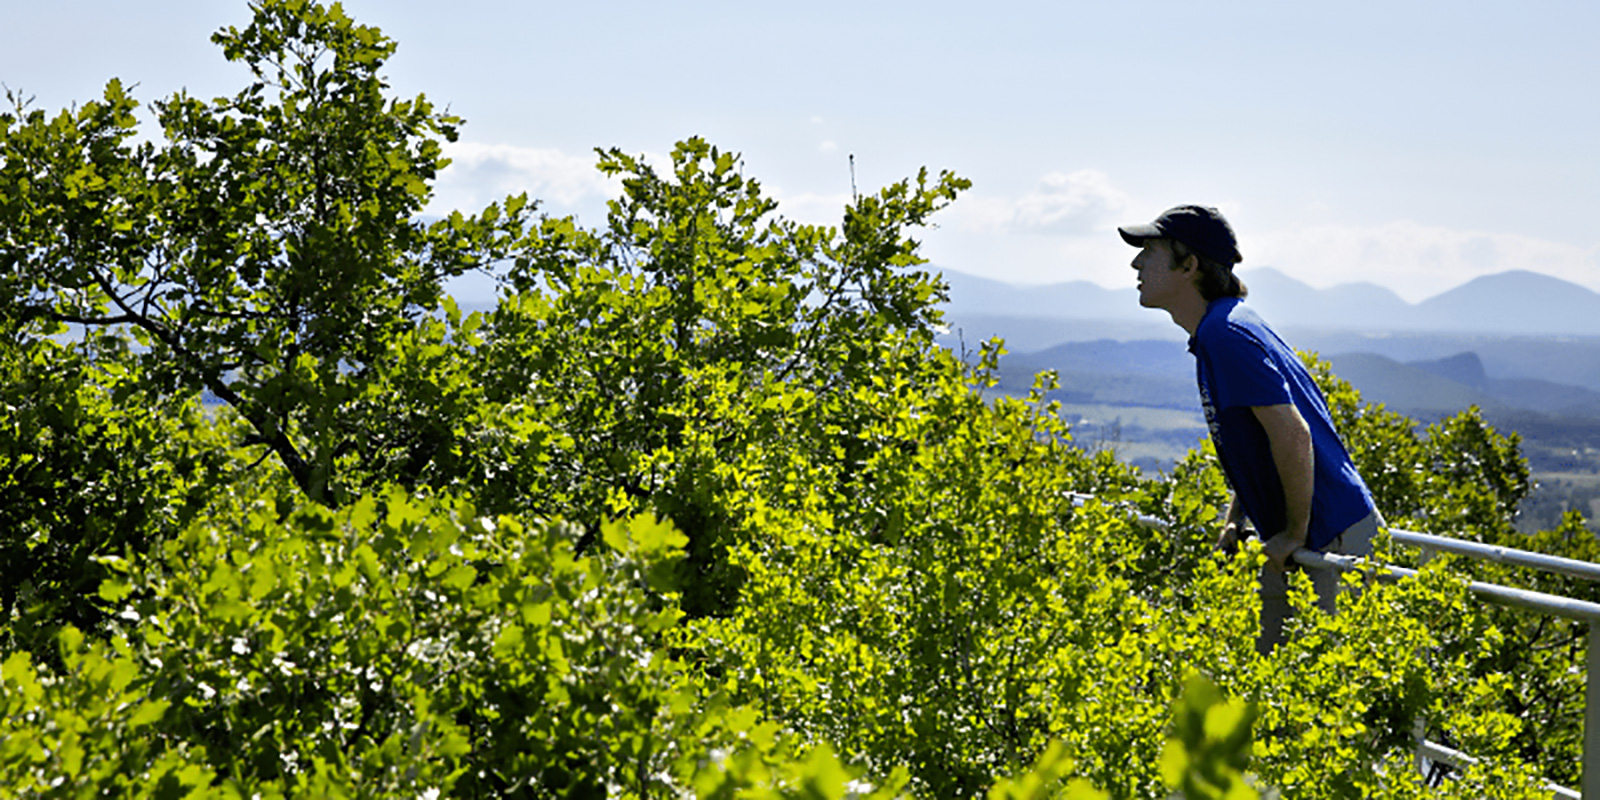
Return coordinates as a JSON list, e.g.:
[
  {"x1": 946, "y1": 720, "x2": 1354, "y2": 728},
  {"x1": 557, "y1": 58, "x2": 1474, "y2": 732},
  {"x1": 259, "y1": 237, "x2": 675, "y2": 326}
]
[
  {"x1": 1586, "y1": 624, "x2": 1600, "y2": 798},
  {"x1": 1414, "y1": 716, "x2": 1429, "y2": 781},
  {"x1": 1415, "y1": 546, "x2": 1434, "y2": 781},
  {"x1": 1086, "y1": 492, "x2": 1599, "y2": 796}
]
